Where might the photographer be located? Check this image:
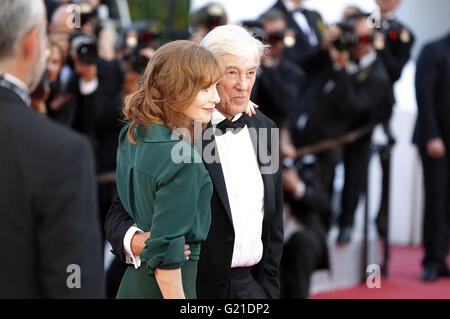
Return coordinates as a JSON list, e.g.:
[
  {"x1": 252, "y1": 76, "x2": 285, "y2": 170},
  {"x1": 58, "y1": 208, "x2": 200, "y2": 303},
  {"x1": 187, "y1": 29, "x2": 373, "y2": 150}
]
[
  {"x1": 250, "y1": 8, "x2": 306, "y2": 128},
  {"x1": 68, "y1": 34, "x2": 124, "y2": 244},
  {"x1": 265, "y1": 0, "x2": 327, "y2": 74},
  {"x1": 288, "y1": 12, "x2": 394, "y2": 238}
]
